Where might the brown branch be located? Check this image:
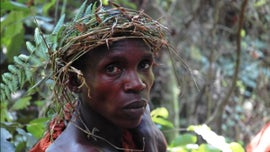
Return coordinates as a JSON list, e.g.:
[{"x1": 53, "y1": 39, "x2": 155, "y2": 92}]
[{"x1": 206, "y1": 0, "x2": 249, "y2": 132}]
